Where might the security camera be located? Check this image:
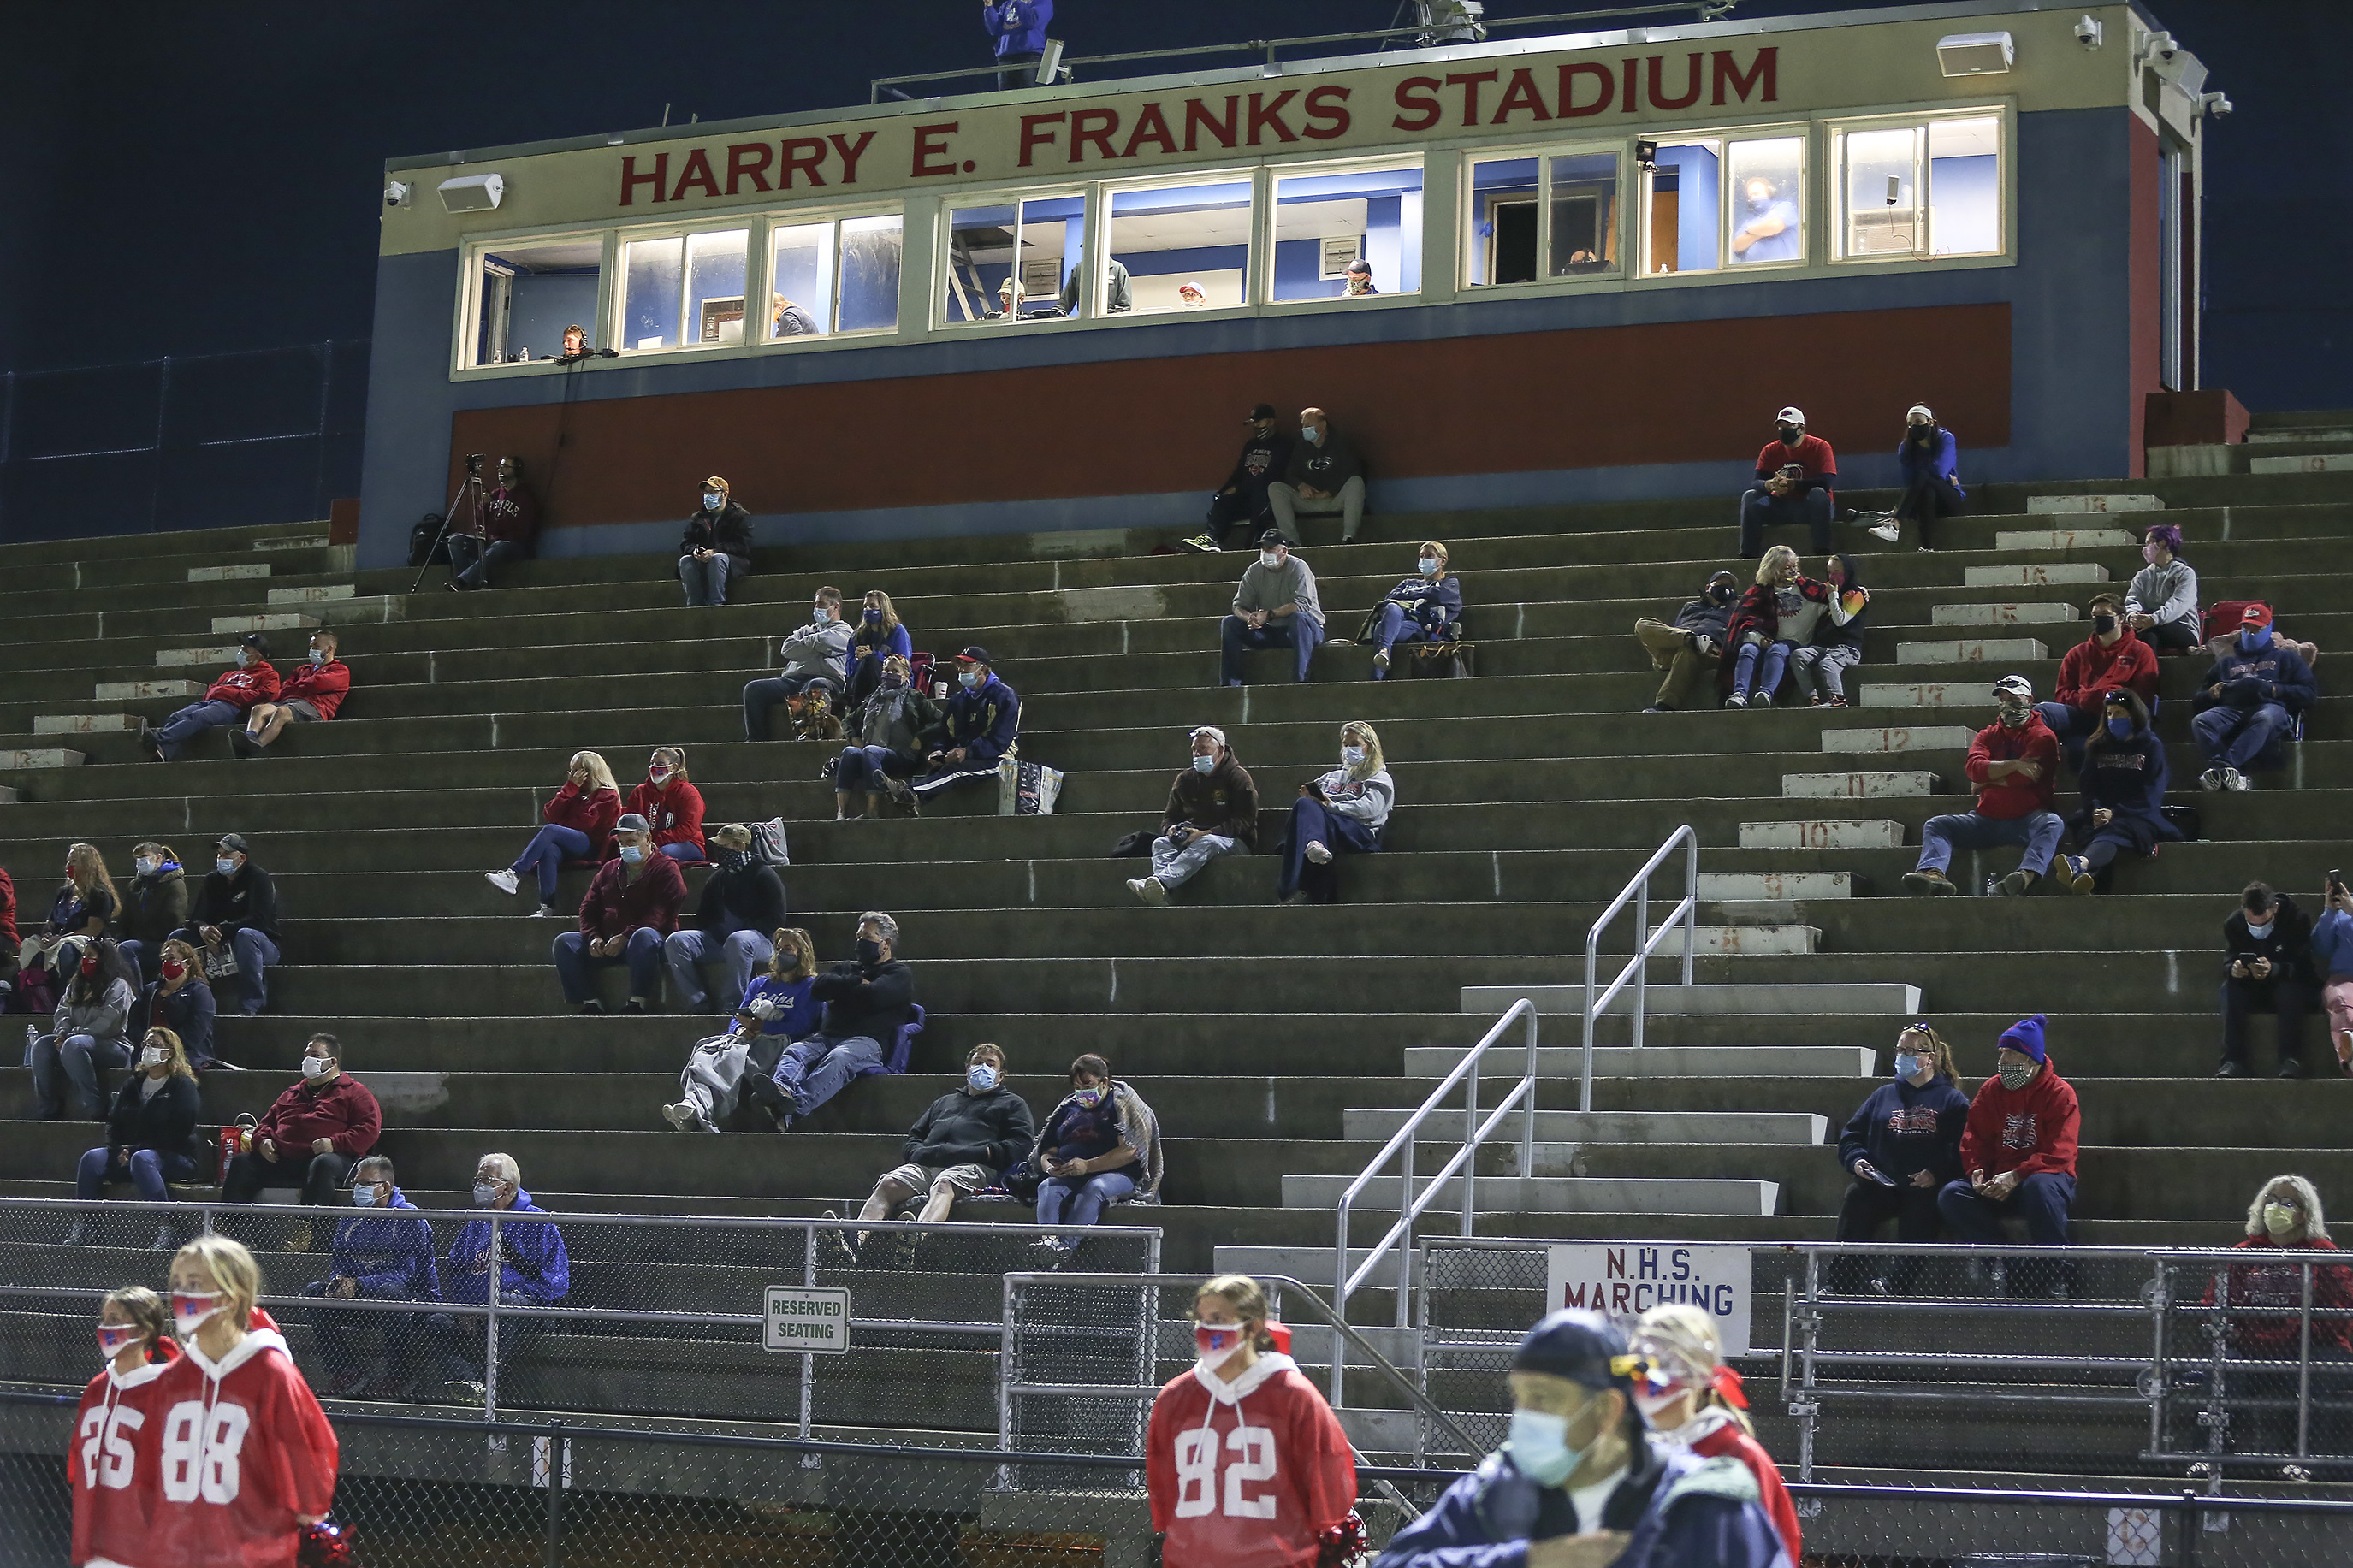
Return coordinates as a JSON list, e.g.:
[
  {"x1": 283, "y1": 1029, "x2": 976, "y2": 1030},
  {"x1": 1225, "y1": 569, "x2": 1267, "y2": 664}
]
[
  {"x1": 2073, "y1": 15, "x2": 2102, "y2": 49},
  {"x1": 2201, "y1": 91, "x2": 2234, "y2": 118},
  {"x1": 2142, "y1": 29, "x2": 2177, "y2": 63},
  {"x1": 384, "y1": 180, "x2": 412, "y2": 208}
]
